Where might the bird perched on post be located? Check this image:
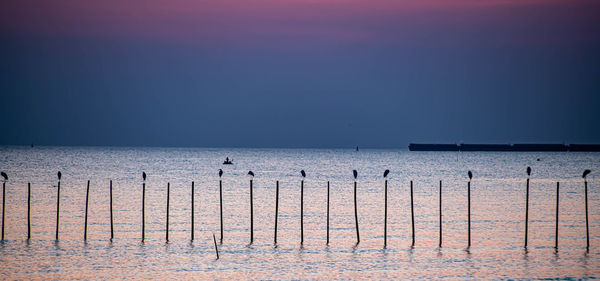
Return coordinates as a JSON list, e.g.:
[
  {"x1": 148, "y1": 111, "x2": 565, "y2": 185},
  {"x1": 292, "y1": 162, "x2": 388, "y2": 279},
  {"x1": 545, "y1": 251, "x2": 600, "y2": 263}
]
[
  {"x1": 218, "y1": 169, "x2": 223, "y2": 178},
  {"x1": 583, "y1": 169, "x2": 591, "y2": 179},
  {"x1": 353, "y1": 170, "x2": 358, "y2": 179},
  {"x1": 57, "y1": 171, "x2": 62, "y2": 180},
  {"x1": 383, "y1": 169, "x2": 390, "y2": 178},
  {"x1": 248, "y1": 171, "x2": 254, "y2": 177},
  {"x1": 1, "y1": 172, "x2": 7, "y2": 181},
  {"x1": 527, "y1": 167, "x2": 531, "y2": 176},
  {"x1": 301, "y1": 170, "x2": 306, "y2": 178},
  {"x1": 142, "y1": 171, "x2": 146, "y2": 181},
  {"x1": 468, "y1": 171, "x2": 472, "y2": 180}
]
